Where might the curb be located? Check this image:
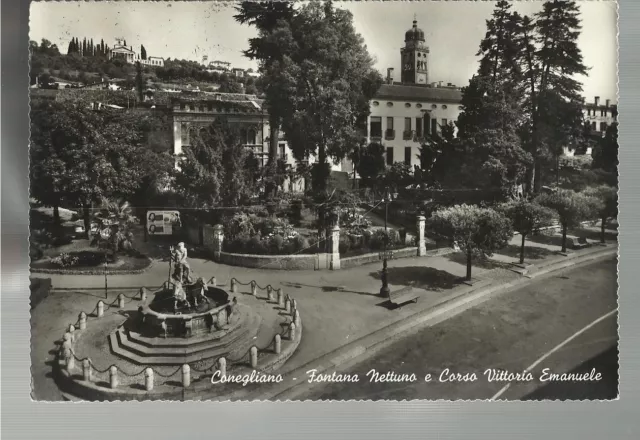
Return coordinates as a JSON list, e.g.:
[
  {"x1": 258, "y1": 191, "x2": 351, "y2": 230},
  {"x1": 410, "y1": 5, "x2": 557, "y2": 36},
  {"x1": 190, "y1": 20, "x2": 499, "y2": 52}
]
[{"x1": 247, "y1": 246, "x2": 617, "y2": 401}]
